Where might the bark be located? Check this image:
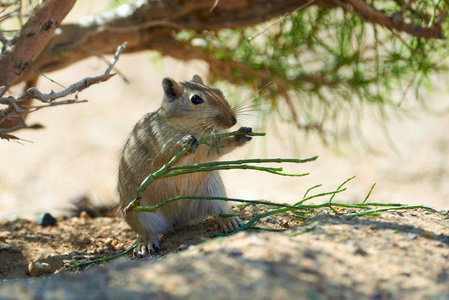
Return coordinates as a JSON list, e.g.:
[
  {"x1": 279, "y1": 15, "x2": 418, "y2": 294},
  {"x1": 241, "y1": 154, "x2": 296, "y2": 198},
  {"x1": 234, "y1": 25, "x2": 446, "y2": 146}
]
[
  {"x1": 0, "y1": 0, "x2": 76, "y2": 90},
  {"x1": 344, "y1": 0, "x2": 445, "y2": 39}
]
